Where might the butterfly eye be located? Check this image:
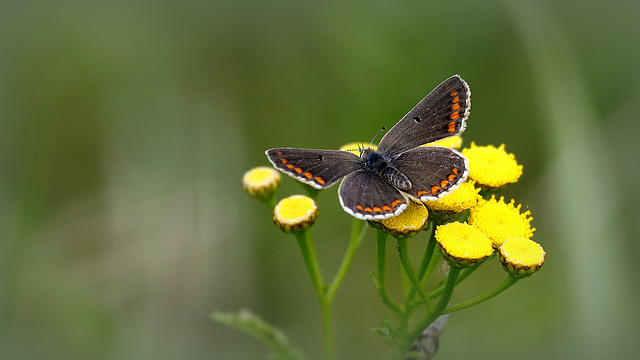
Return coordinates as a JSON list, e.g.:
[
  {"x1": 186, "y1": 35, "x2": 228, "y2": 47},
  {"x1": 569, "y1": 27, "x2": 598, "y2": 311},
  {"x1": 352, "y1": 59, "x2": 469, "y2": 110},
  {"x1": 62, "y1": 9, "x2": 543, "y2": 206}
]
[{"x1": 413, "y1": 116, "x2": 421, "y2": 123}]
